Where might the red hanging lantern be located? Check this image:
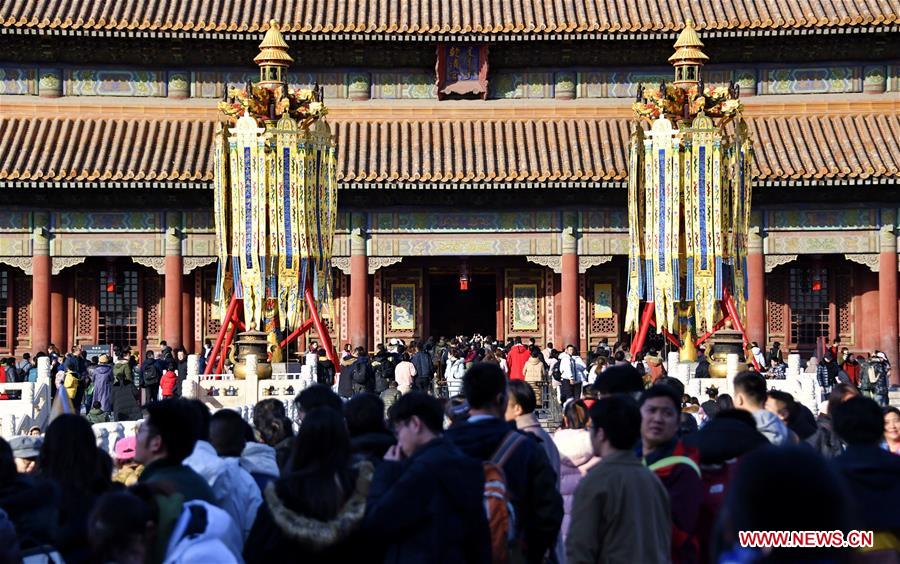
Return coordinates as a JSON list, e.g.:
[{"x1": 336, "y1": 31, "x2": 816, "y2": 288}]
[
  {"x1": 811, "y1": 280, "x2": 822, "y2": 292},
  {"x1": 459, "y1": 261, "x2": 469, "y2": 291},
  {"x1": 105, "y1": 261, "x2": 116, "y2": 293}
]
